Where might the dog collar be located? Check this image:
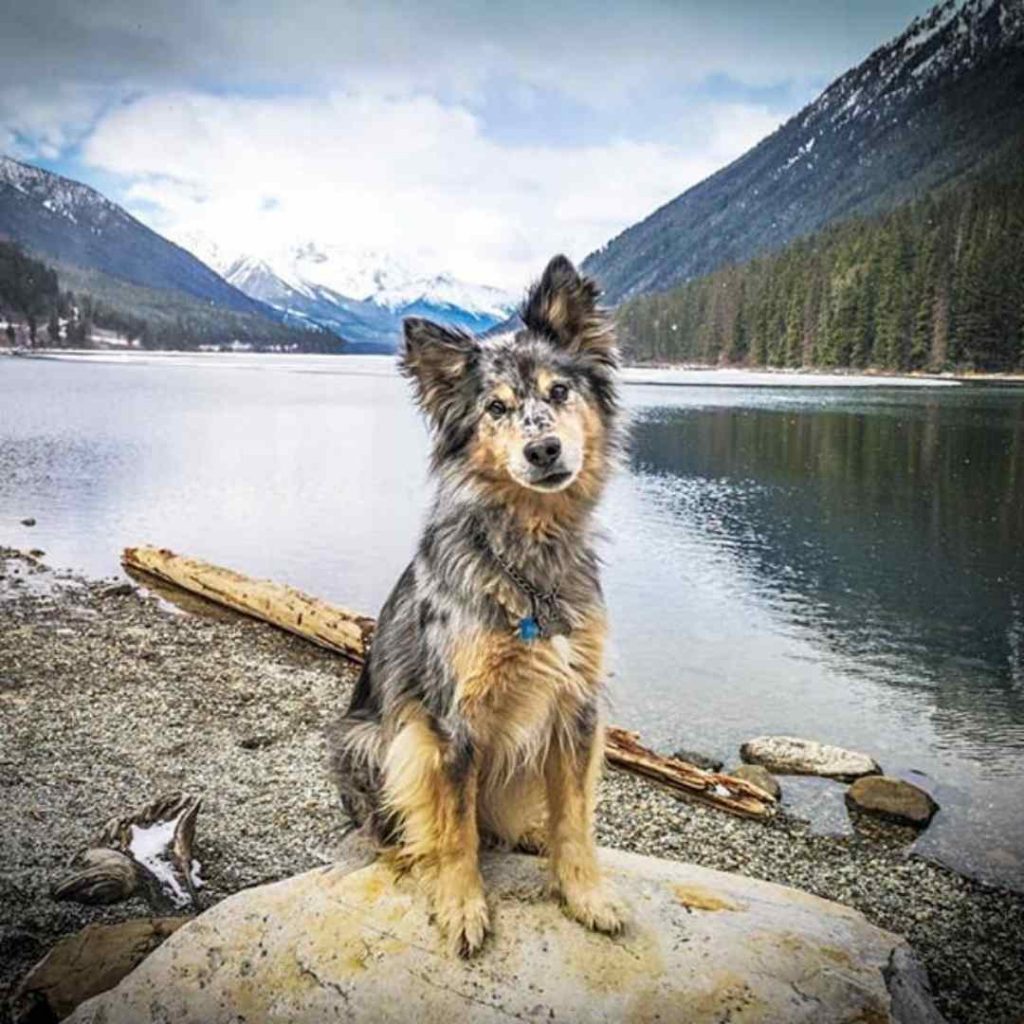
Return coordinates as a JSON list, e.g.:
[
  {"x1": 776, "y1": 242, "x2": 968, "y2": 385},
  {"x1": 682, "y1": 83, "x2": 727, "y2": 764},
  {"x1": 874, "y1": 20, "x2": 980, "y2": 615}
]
[{"x1": 474, "y1": 526, "x2": 572, "y2": 641}]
